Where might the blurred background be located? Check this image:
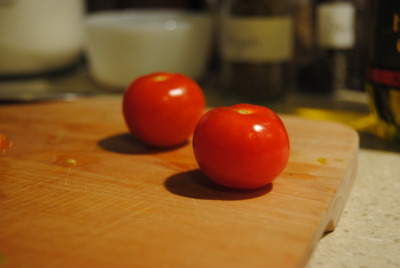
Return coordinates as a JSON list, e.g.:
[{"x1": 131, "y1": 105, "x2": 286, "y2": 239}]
[{"x1": 0, "y1": 0, "x2": 399, "y2": 149}]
